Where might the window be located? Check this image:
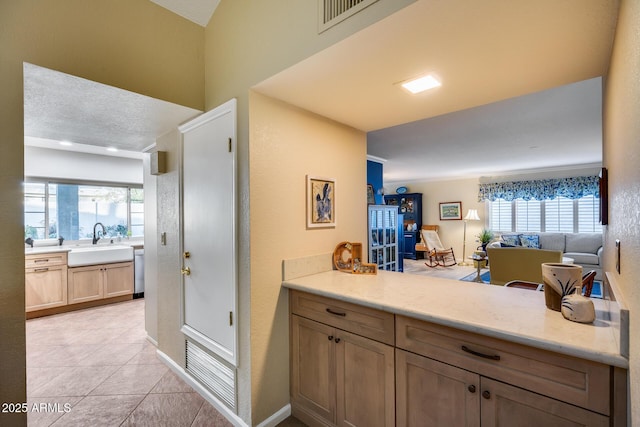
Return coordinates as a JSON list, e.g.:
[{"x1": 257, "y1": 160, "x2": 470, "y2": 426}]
[
  {"x1": 24, "y1": 180, "x2": 143, "y2": 241},
  {"x1": 488, "y1": 196, "x2": 601, "y2": 234}
]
